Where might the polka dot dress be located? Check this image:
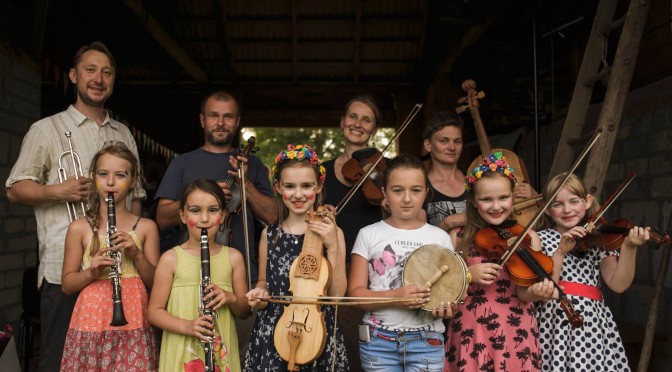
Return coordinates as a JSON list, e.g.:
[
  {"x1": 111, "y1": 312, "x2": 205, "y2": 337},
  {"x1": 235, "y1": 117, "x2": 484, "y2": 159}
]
[{"x1": 536, "y1": 229, "x2": 630, "y2": 372}]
